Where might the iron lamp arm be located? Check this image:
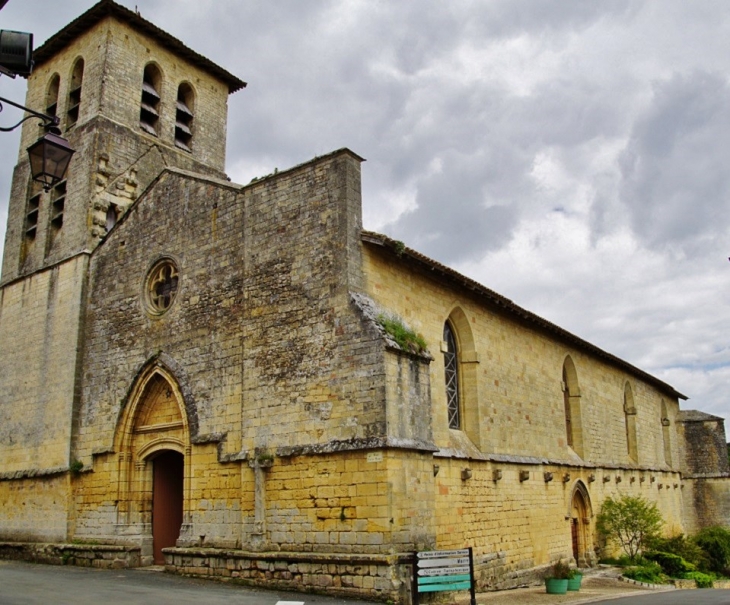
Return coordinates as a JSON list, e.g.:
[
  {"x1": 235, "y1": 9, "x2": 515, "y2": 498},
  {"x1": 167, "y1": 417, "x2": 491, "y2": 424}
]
[{"x1": 0, "y1": 95, "x2": 60, "y2": 132}]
